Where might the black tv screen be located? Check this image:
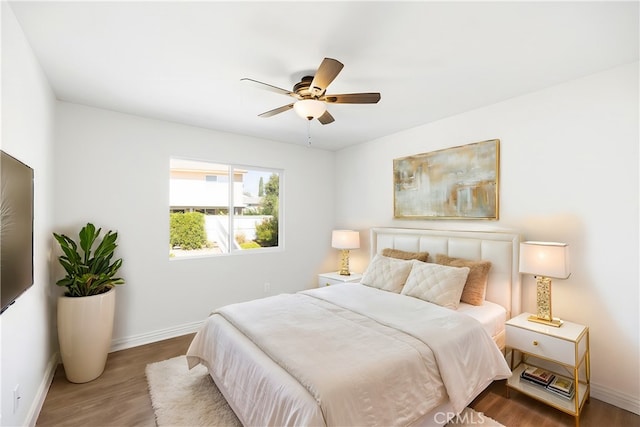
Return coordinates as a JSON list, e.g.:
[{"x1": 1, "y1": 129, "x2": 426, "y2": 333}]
[{"x1": 1, "y1": 150, "x2": 34, "y2": 314}]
